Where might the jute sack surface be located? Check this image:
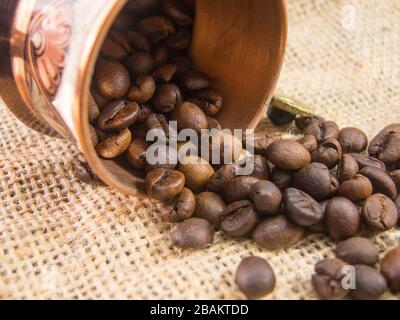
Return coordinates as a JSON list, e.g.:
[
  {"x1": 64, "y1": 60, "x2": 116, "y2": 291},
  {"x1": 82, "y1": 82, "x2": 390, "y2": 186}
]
[{"x1": 0, "y1": 0, "x2": 399, "y2": 300}]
